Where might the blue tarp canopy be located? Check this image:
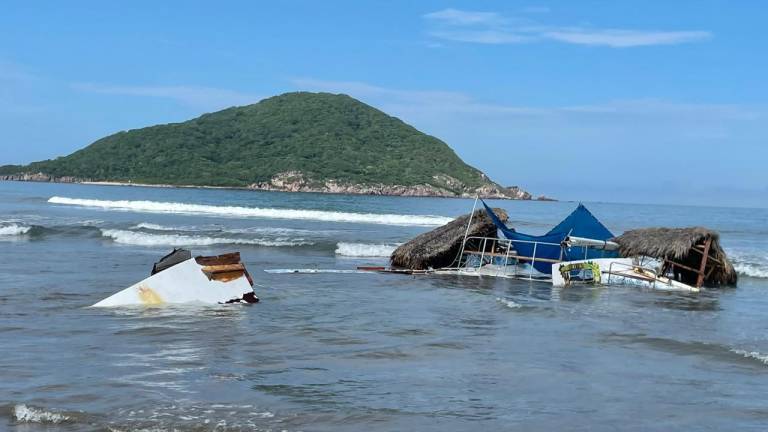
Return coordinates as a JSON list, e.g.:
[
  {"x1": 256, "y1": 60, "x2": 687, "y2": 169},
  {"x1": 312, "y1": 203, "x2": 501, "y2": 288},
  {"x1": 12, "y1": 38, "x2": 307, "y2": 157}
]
[{"x1": 481, "y1": 201, "x2": 618, "y2": 273}]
